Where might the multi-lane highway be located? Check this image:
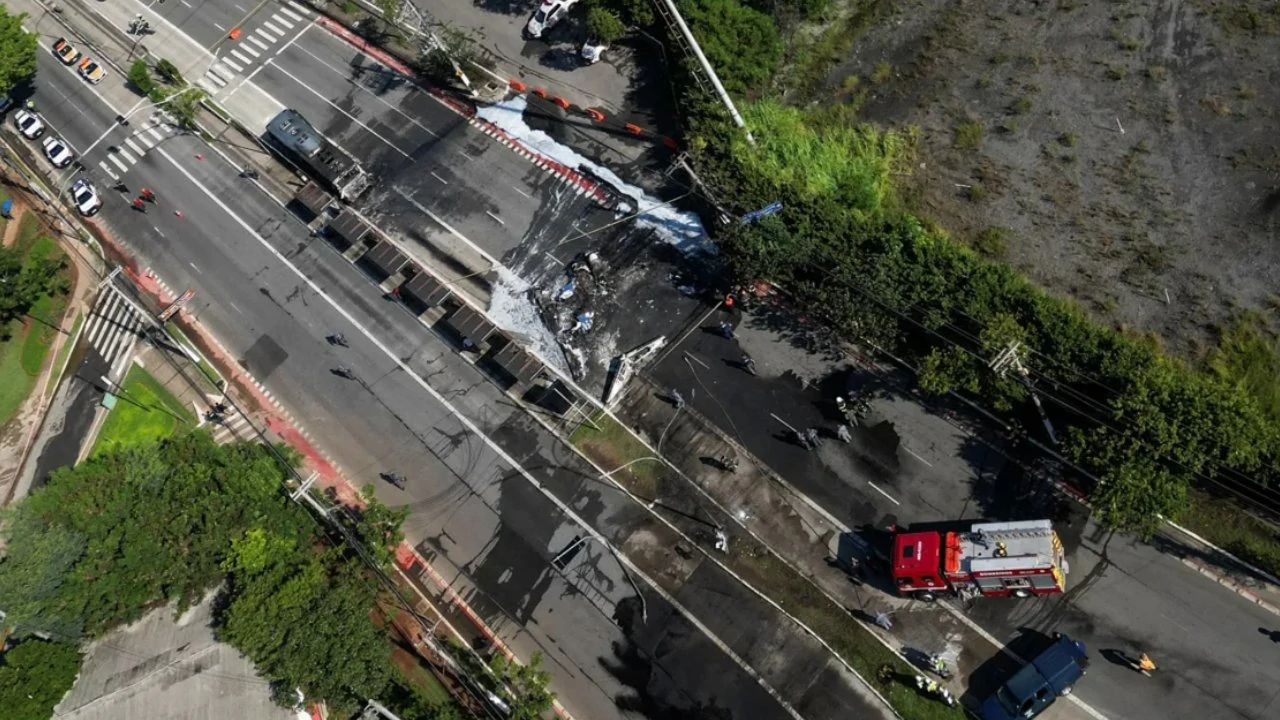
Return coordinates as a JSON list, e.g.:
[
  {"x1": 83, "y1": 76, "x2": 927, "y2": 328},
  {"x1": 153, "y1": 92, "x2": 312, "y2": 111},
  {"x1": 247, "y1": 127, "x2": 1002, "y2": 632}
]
[{"x1": 9, "y1": 4, "x2": 889, "y2": 720}]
